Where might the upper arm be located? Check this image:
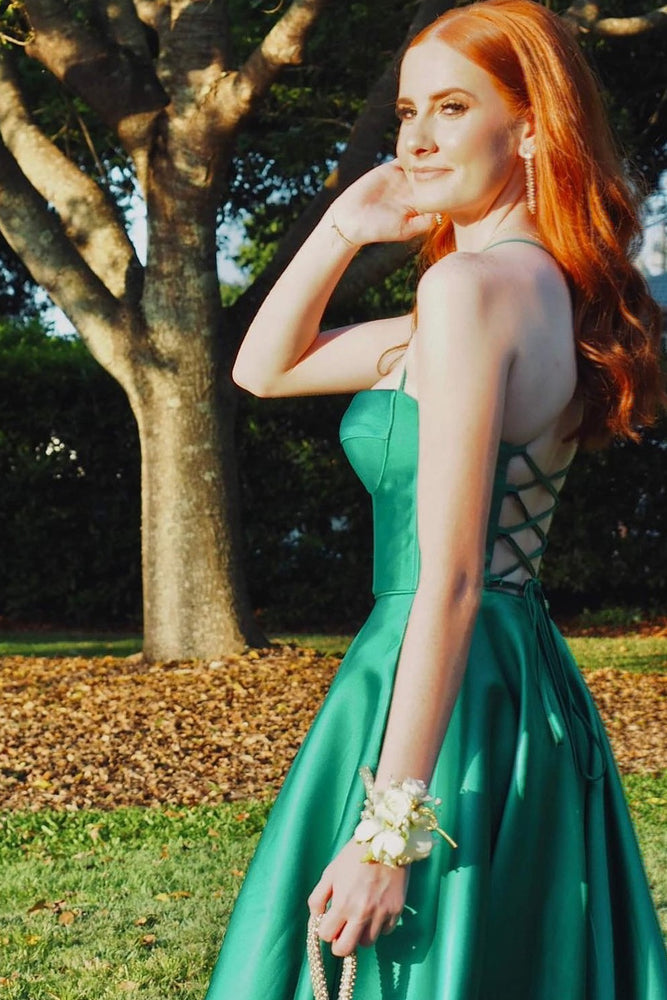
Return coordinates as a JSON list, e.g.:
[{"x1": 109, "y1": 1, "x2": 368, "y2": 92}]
[
  {"x1": 234, "y1": 313, "x2": 414, "y2": 397},
  {"x1": 414, "y1": 257, "x2": 517, "y2": 593}
]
